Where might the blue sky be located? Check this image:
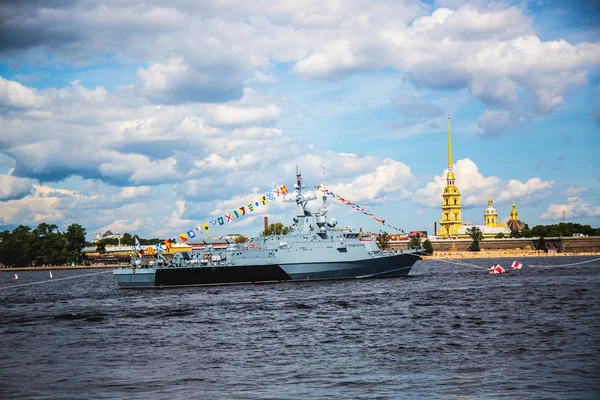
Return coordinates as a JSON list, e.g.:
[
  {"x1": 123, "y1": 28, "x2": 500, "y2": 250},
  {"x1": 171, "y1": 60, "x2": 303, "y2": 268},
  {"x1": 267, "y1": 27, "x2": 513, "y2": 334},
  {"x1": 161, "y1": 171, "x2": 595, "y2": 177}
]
[{"x1": 0, "y1": 0, "x2": 599, "y2": 241}]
